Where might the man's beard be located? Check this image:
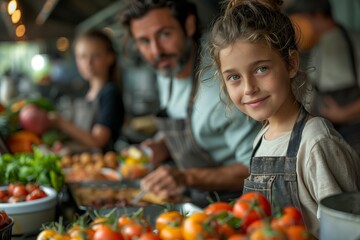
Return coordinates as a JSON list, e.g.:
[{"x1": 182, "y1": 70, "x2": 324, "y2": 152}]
[{"x1": 151, "y1": 38, "x2": 193, "y2": 78}]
